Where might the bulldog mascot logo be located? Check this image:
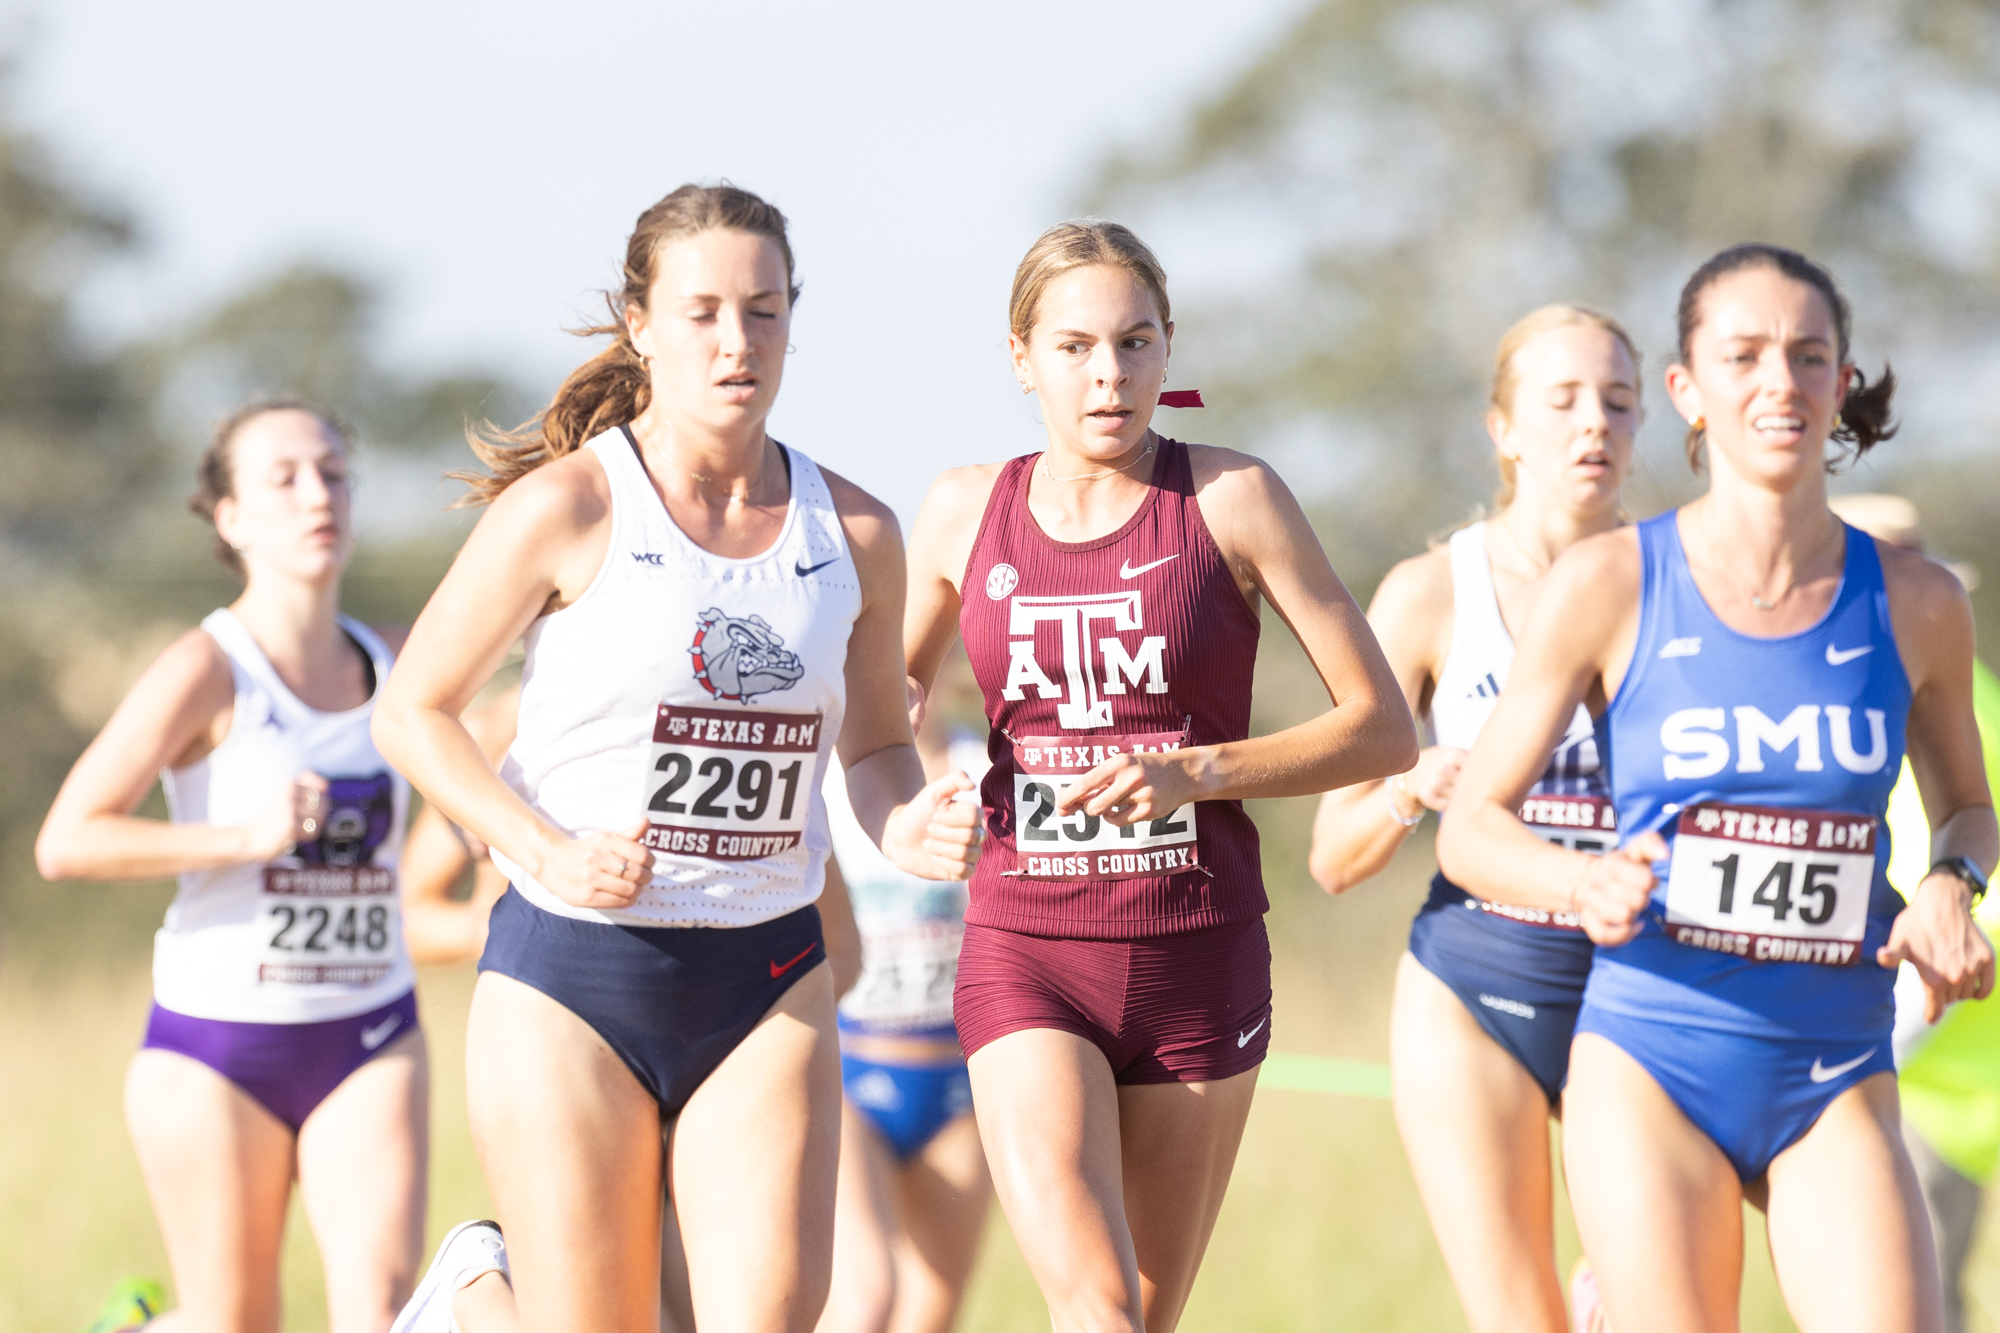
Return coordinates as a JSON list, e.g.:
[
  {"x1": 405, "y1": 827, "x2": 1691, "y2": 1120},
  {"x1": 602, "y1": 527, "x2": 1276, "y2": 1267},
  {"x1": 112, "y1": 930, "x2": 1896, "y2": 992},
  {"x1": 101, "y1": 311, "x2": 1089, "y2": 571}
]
[{"x1": 689, "y1": 608, "x2": 806, "y2": 703}]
